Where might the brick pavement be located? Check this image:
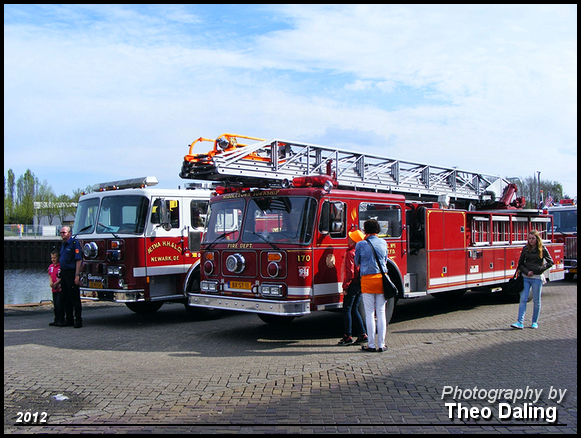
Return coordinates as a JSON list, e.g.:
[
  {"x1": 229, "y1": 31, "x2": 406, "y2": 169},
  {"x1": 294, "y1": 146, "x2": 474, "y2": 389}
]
[{"x1": 4, "y1": 280, "x2": 577, "y2": 433}]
